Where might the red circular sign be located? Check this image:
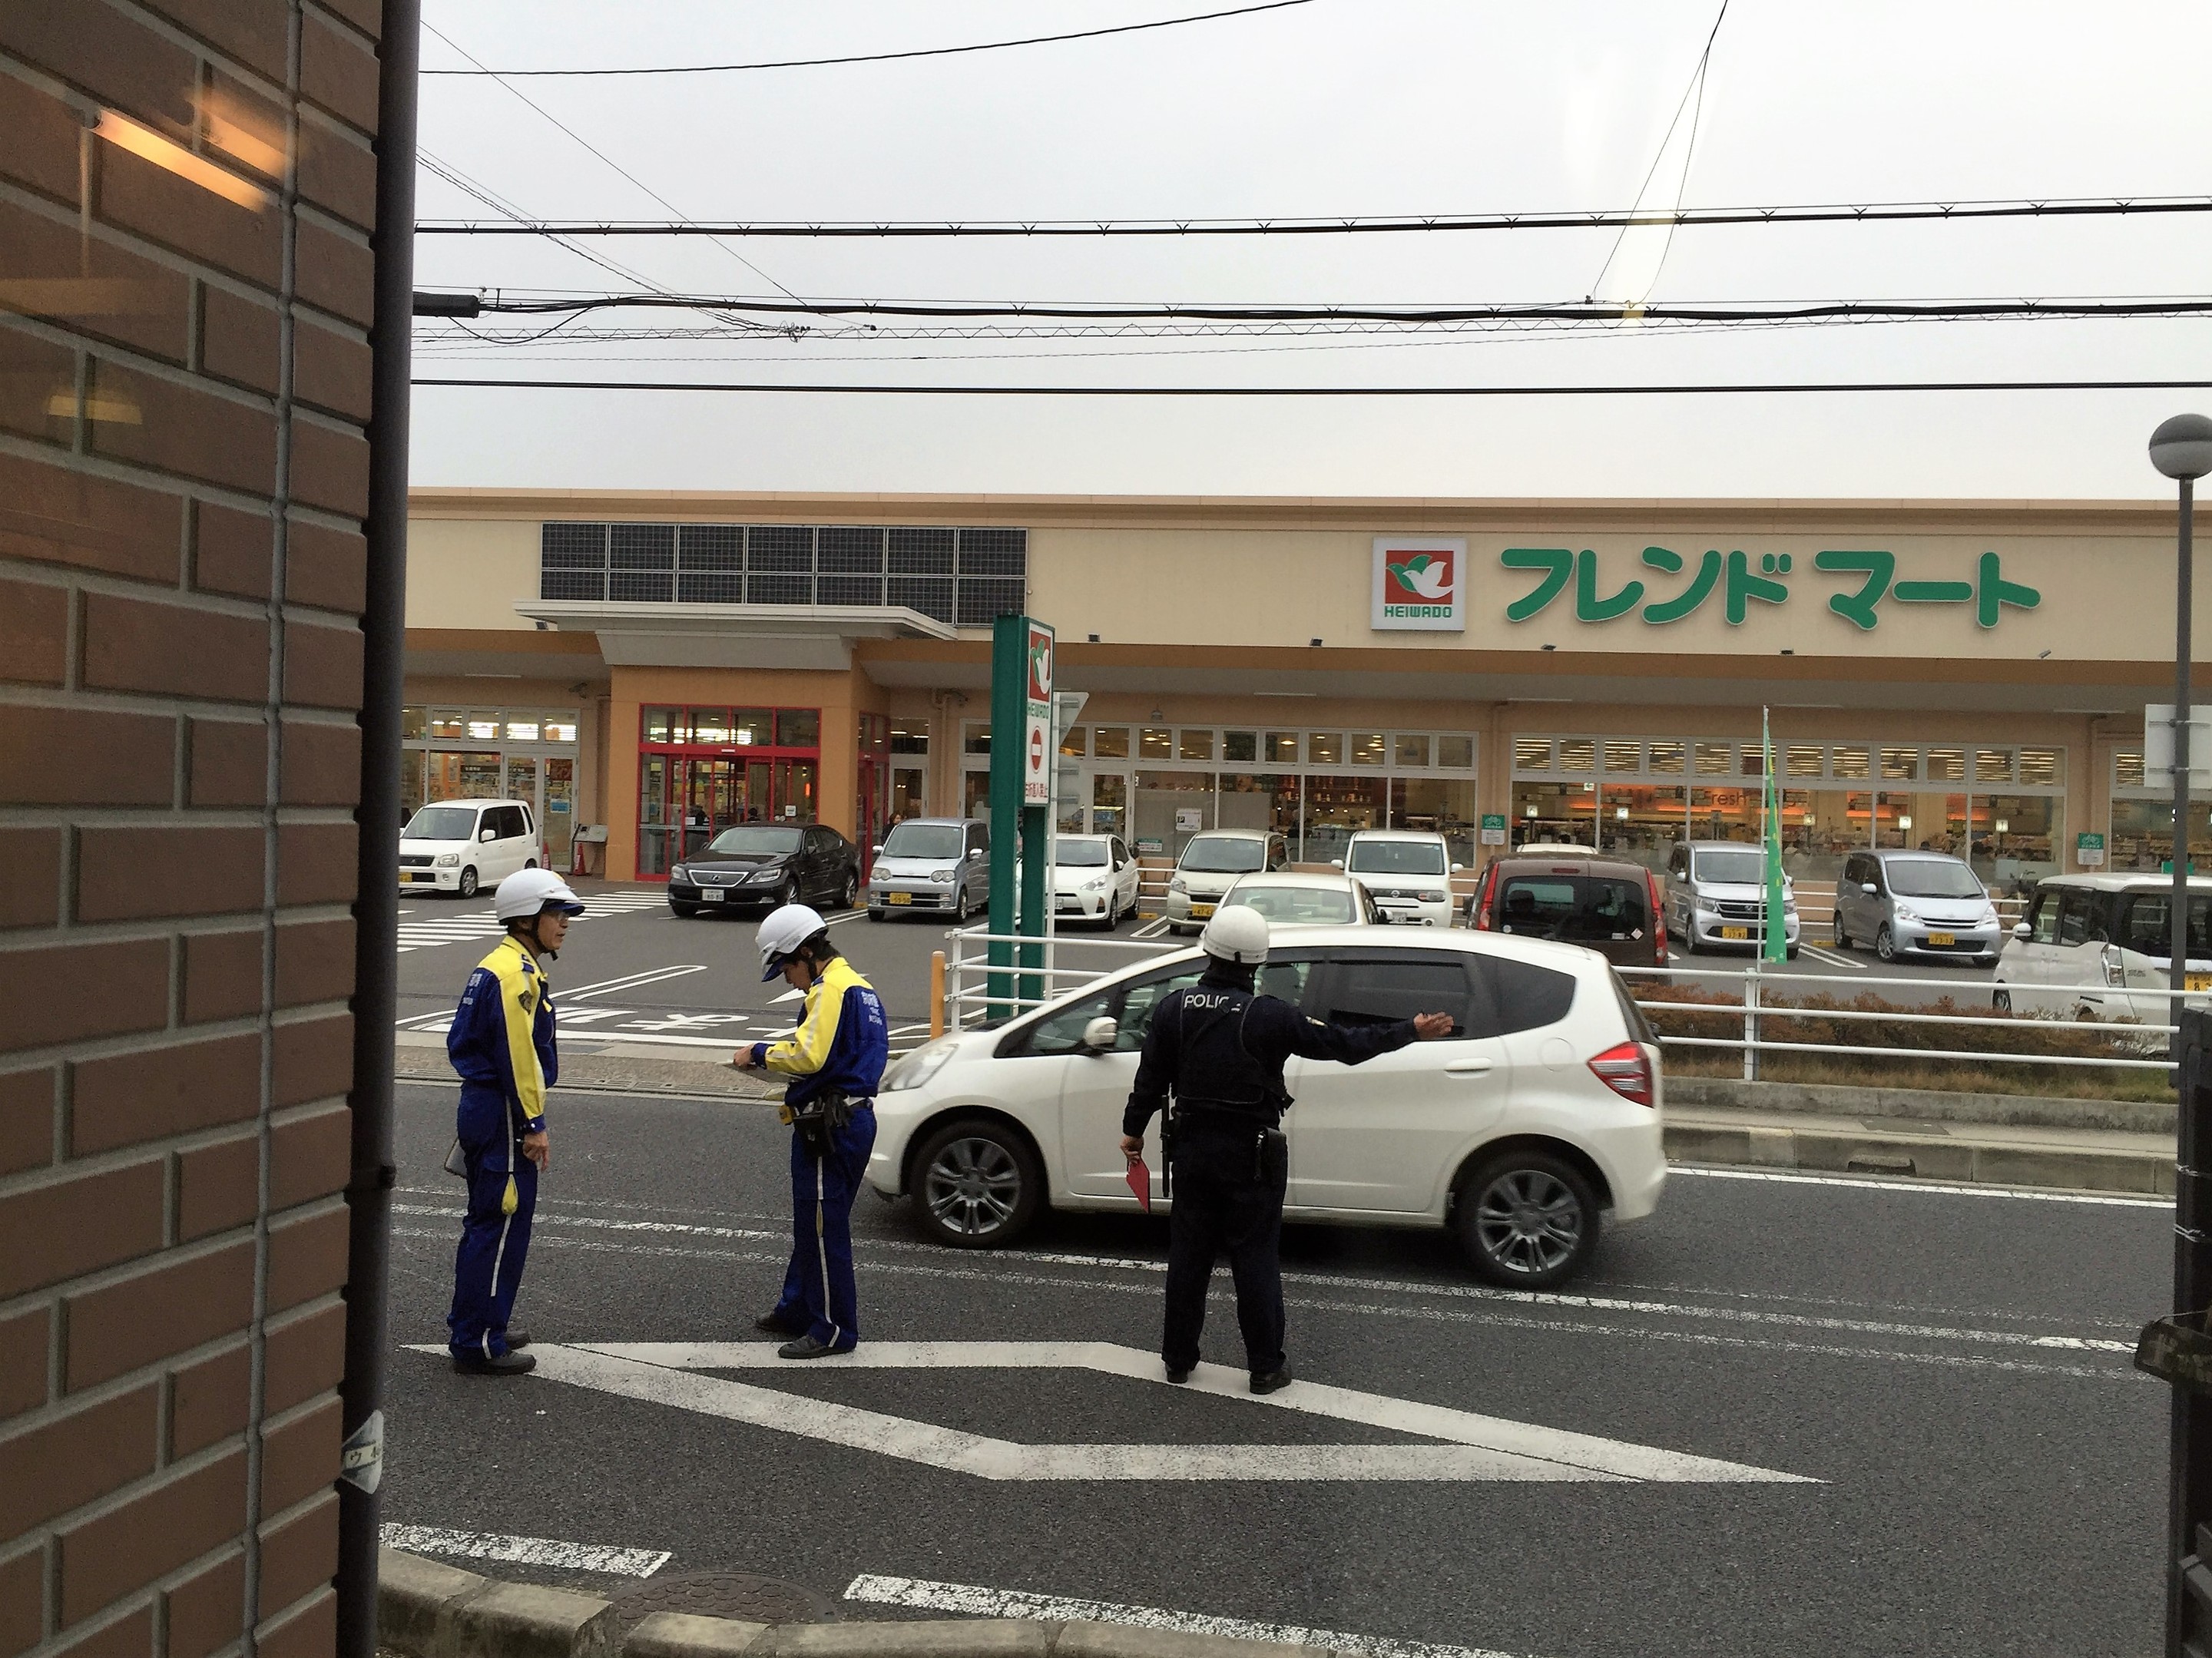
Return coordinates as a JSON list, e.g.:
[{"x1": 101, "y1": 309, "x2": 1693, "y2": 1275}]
[{"x1": 1029, "y1": 726, "x2": 1045, "y2": 771}]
